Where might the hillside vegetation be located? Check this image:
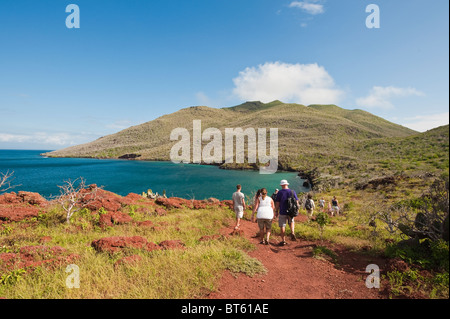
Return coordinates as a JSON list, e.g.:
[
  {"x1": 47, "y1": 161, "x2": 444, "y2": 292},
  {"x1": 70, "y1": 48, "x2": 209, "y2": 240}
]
[
  {"x1": 4, "y1": 102, "x2": 449, "y2": 299},
  {"x1": 43, "y1": 101, "x2": 446, "y2": 190}
]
